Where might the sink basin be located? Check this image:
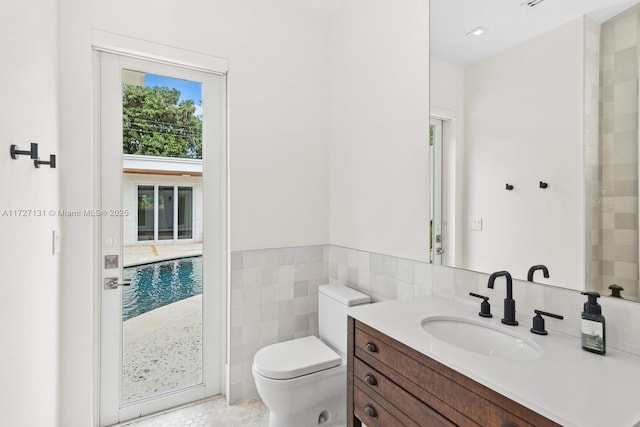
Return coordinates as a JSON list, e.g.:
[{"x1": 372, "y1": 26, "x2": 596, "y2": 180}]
[{"x1": 421, "y1": 316, "x2": 542, "y2": 361}]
